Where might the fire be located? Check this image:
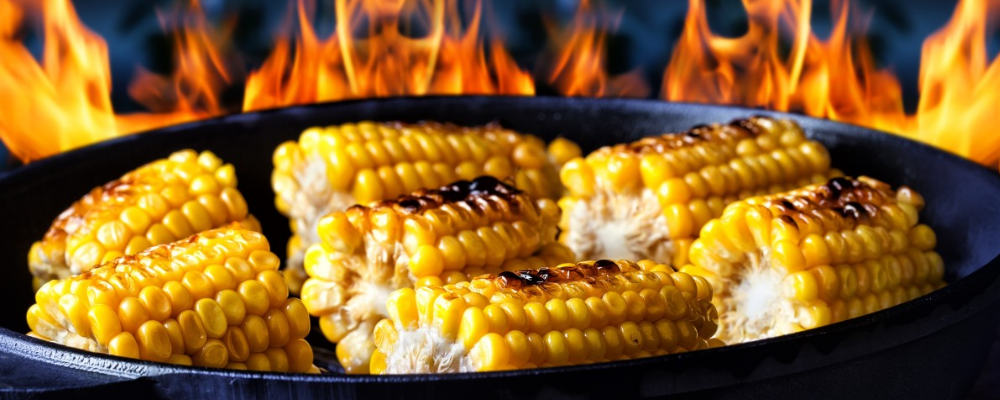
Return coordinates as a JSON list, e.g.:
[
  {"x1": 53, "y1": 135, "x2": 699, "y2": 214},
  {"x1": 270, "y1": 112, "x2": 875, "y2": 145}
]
[
  {"x1": 914, "y1": 0, "x2": 1000, "y2": 163},
  {"x1": 1, "y1": 0, "x2": 999, "y2": 169},
  {"x1": 0, "y1": 0, "x2": 117, "y2": 162},
  {"x1": 0, "y1": 0, "x2": 231, "y2": 161},
  {"x1": 663, "y1": 0, "x2": 1000, "y2": 165},
  {"x1": 128, "y1": 0, "x2": 237, "y2": 118},
  {"x1": 541, "y1": 0, "x2": 649, "y2": 98},
  {"x1": 243, "y1": 0, "x2": 534, "y2": 111}
]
